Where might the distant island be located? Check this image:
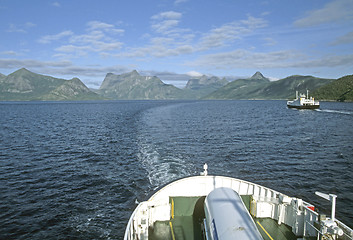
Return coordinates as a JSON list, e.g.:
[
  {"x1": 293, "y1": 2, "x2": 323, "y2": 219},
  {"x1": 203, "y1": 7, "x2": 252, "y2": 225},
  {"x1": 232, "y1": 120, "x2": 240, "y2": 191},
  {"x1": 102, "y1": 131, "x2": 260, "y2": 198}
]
[{"x1": 0, "y1": 68, "x2": 352, "y2": 101}]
